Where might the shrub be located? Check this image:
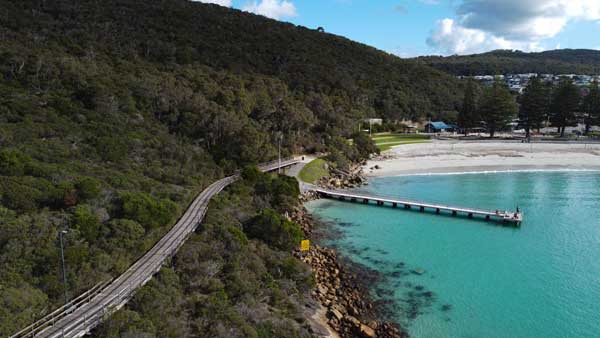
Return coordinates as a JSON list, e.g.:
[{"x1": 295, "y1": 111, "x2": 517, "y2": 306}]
[
  {"x1": 0, "y1": 149, "x2": 29, "y2": 176},
  {"x1": 76, "y1": 177, "x2": 102, "y2": 201},
  {"x1": 246, "y1": 209, "x2": 302, "y2": 251},
  {"x1": 74, "y1": 204, "x2": 101, "y2": 243},
  {"x1": 120, "y1": 192, "x2": 178, "y2": 230}
]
